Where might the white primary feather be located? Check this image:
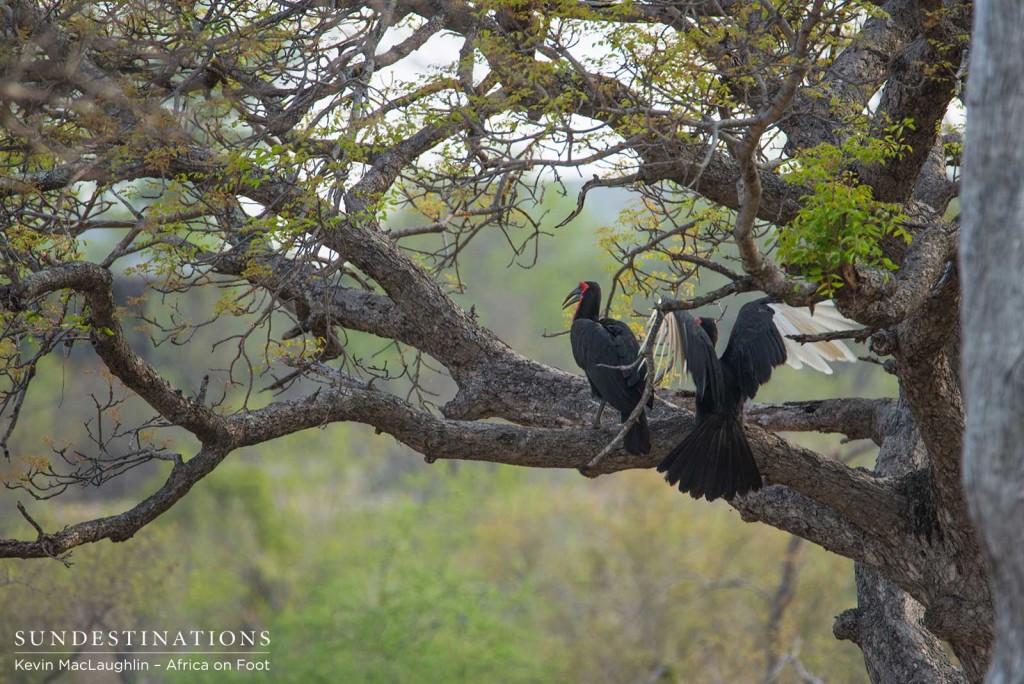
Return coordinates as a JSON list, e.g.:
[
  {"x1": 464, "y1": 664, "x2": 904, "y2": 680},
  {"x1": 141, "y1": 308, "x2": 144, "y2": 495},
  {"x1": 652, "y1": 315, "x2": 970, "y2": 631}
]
[
  {"x1": 641, "y1": 305, "x2": 688, "y2": 386},
  {"x1": 768, "y1": 301, "x2": 859, "y2": 374},
  {"x1": 642, "y1": 307, "x2": 683, "y2": 385},
  {"x1": 641, "y1": 299, "x2": 859, "y2": 387}
]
